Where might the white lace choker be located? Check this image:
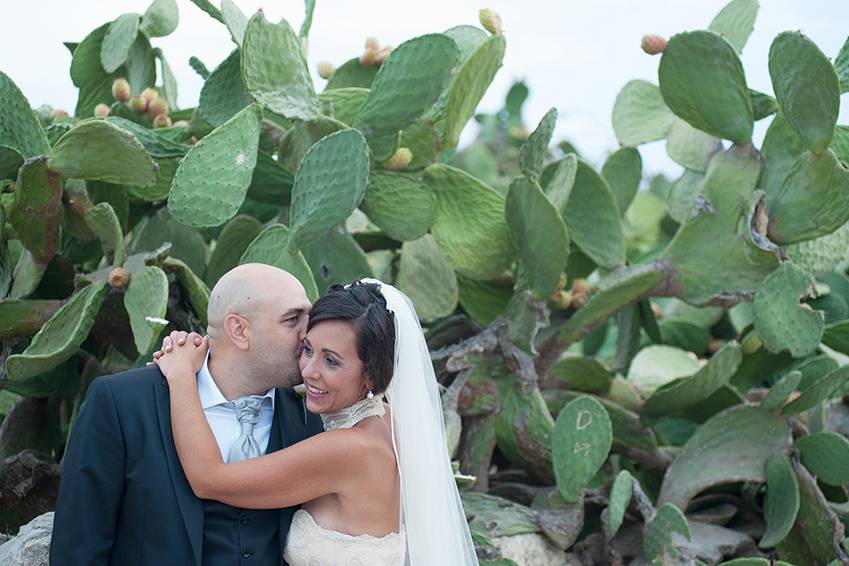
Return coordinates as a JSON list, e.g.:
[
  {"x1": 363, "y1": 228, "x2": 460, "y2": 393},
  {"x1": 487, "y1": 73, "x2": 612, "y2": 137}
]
[{"x1": 320, "y1": 395, "x2": 385, "y2": 431}]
